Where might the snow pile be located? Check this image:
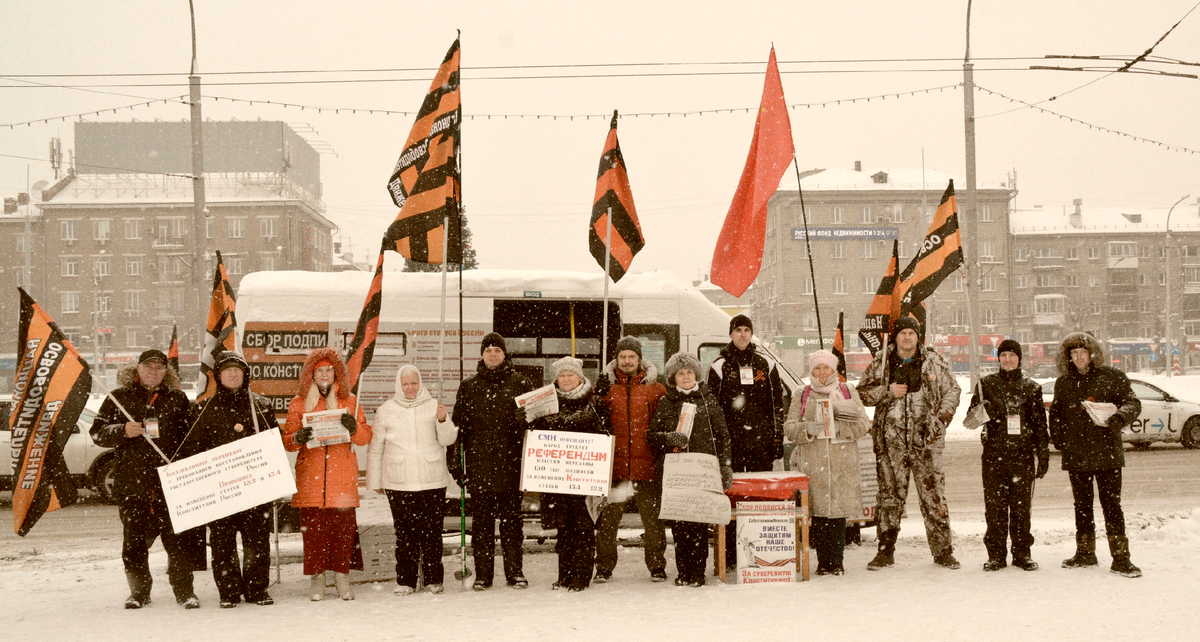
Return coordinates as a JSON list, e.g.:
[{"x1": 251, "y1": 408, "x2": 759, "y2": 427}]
[{"x1": 1127, "y1": 507, "x2": 1200, "y2": 544}]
